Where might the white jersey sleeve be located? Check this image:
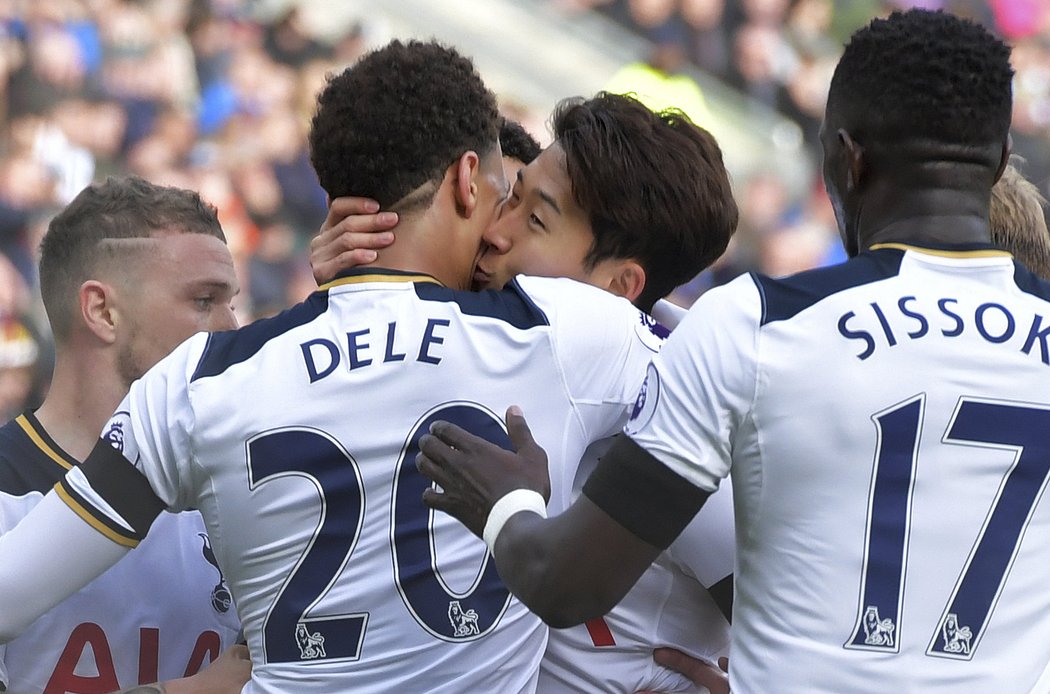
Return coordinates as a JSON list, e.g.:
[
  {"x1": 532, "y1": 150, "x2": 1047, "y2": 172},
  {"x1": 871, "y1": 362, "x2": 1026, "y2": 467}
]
[
  {"x1": 98, "y1": 332, "x2": 211, "y2": 514},
  {"x1": 626, "y1": 275, "x2": 761, "y2": 493},
  {"x1": 651, "y1": 298, "x2": 690, "y2": 330},
  {"x1": 0, "y1": 492, "x2": 130, "y2": 642},
  {"x1": 515, "y1": 276, "x2": 663, "y2": 446},
  {"x1": 665, "y1": 474, "x2": 735, "y2": 588}
]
